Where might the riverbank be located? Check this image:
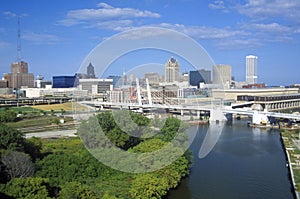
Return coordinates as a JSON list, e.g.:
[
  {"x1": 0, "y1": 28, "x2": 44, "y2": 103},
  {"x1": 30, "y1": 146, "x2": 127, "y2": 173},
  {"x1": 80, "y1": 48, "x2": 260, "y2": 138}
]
[{"x1": 281, "y1": 129, "x2": 300, "y2": 198}]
